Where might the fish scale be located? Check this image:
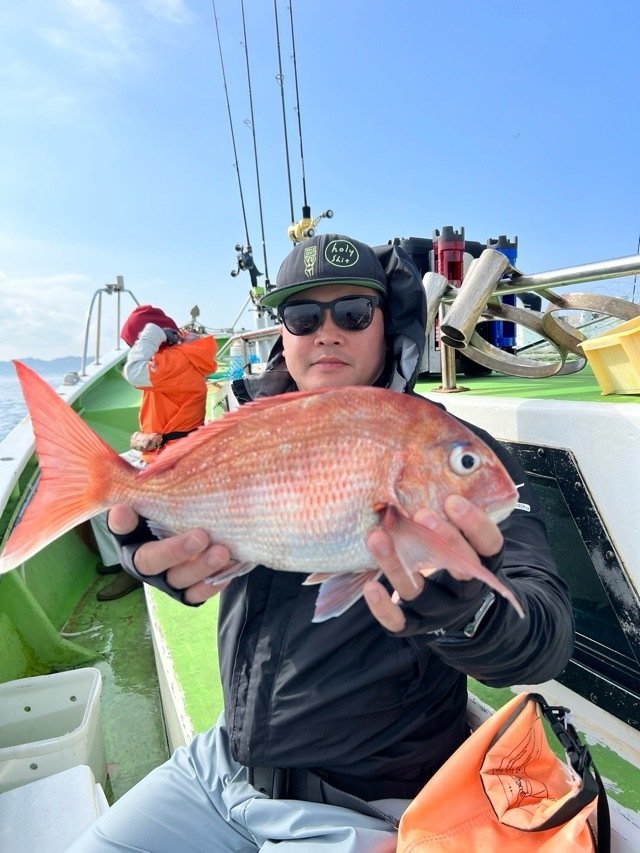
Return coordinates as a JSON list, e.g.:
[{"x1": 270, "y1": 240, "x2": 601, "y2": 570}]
[
  {"x1": 0, "y1": 363, "x2": 524, "y2": 621},
  {"x1": 127, "y1": 432, "x2": 390, "y2": 573}
]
